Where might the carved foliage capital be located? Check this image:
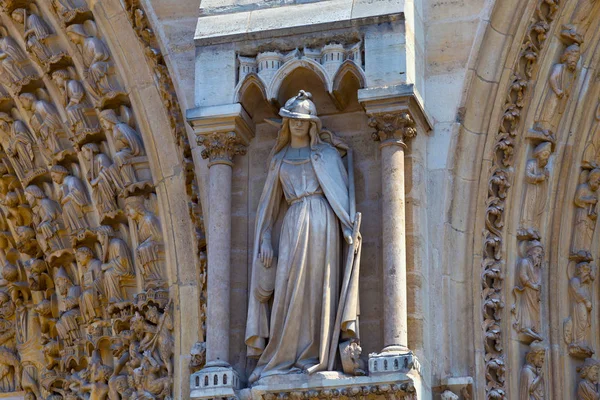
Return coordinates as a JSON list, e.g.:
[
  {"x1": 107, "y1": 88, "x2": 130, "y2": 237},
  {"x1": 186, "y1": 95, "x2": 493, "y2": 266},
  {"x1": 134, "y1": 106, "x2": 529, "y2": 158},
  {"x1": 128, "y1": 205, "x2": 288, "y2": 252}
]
[
  {"x1": 368, "y1": 112, "x2": 417, "y2": 147},
  {"x1": 198, "y1": 131, "x2": 247, "y2": 166}
]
